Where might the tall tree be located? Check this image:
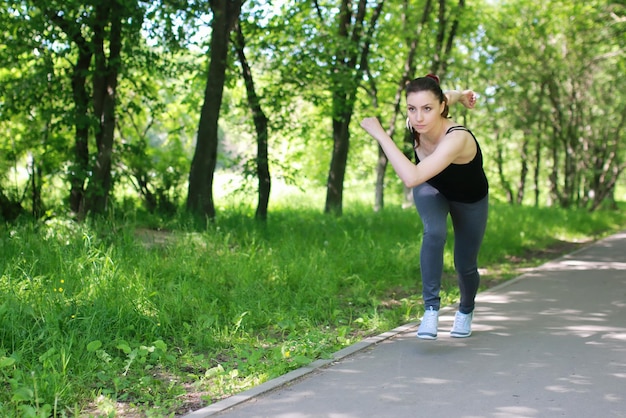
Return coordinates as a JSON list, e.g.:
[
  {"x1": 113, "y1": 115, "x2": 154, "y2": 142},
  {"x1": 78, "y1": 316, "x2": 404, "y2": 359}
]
[
  {"x1": 47, "y1": 7, "x2": 92, "y2": 214},
  {"x1": 430, "y1": 0, "x2": 464, "y2": 76},
  {"x1": 324, "y1": 0, "x2": 384, "y2": 215},
  {"x1": 233, "y1": 19, "x2": 271, "y2": 220},
  {"x1": 82, "y1": 2, "x2": 123, "y2": 216},
  {"x1": 187, "y1": 0, "x2": 244, "y2": 220},
  {"x1": 42, "y1": 0, "x2": 146, "y2": 217}
]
